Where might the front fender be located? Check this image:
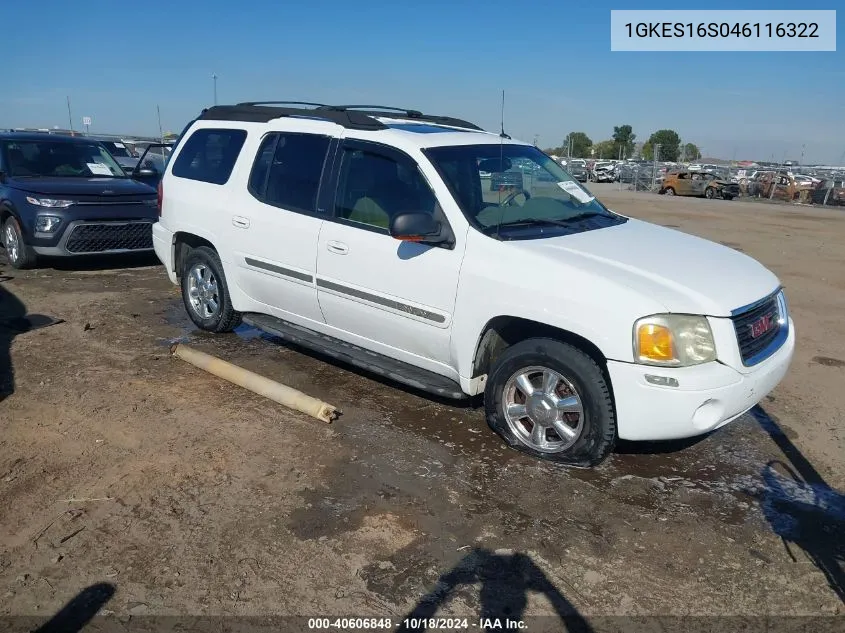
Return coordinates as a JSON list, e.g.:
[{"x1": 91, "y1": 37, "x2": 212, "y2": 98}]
[{"x1": 450, "y1": 230, "x2": 666, "y2": 380}]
